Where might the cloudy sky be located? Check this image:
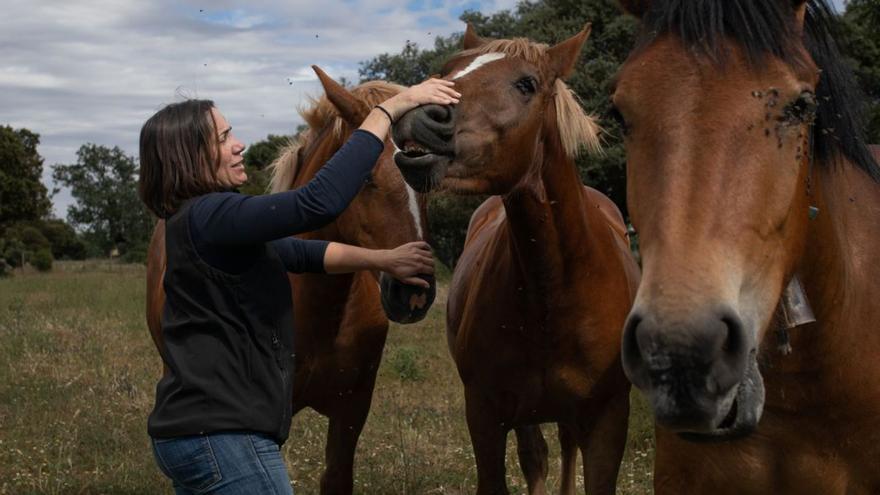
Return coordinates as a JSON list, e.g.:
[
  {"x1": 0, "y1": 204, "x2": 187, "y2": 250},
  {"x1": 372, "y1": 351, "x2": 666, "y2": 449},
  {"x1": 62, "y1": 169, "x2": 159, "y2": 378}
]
[{"x1": 1, "y1": 0, "x2": 846, "y2": 218}]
